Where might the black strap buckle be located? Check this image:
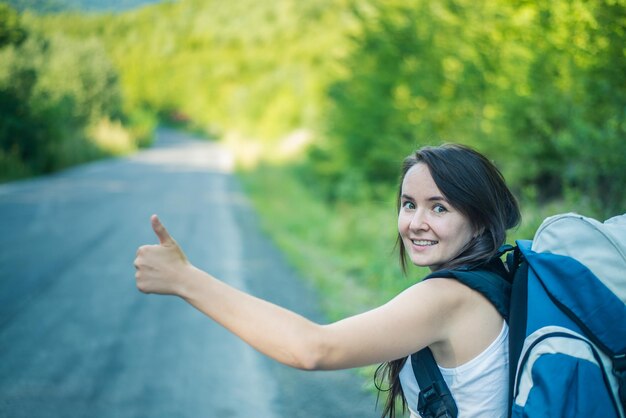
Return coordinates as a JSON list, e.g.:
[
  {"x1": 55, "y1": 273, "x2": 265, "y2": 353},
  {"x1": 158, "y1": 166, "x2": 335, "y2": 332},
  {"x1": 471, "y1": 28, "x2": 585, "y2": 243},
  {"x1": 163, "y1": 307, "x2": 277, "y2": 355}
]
[{"x1": 418, "y1": 381, "x2": 458, "y2": 418}]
